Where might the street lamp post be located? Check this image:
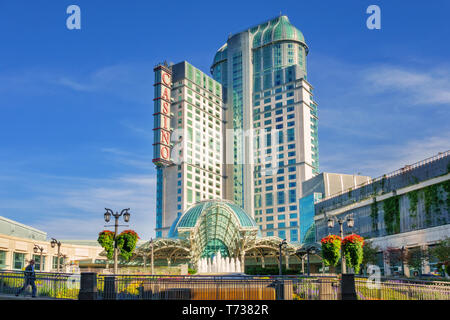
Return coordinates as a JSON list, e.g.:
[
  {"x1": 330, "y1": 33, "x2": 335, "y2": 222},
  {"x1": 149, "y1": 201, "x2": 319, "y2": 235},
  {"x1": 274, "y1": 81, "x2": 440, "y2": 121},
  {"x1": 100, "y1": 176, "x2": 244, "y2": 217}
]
[
  {"x1": 50, "y1": 238, "x2": 62, "y2": 272},
  {"x1": 278, "y1": 239, "x2": 287, "y2": 276},
  {"x1": 104, "y1": 208, "x2": 131, "y2": 274},
  {"x1": 33, "y1": 245, "x2": 44, "y2": 272},
  {"x1": 327, "y1": 214, "x2": 354, "y2": 274}
]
